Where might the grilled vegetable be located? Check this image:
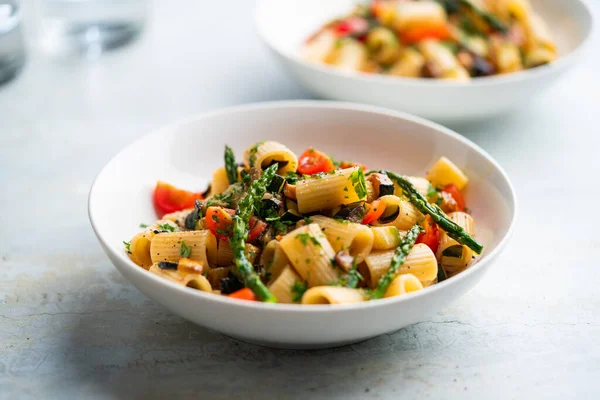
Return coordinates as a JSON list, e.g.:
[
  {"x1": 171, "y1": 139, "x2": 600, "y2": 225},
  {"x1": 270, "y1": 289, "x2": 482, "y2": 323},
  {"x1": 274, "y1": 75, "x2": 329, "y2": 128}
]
[
  {"x1": 384, "y1": 171, "x2": 483, "y2": 254},
  {"x1": 334, "y1": 202, "x2": 366, "y2": 223},
  {"x1": 267, "y1": 174, "x2": 286, "y2": 193},
  {"x1": 157, "y1": 261, "x2": 178, "y2": 270},
  {"x1": 372, "y1": 223, "x2": 422, "y2": 299},
  {"x1": 220, "y1": 272, "x2": 244, "y2": 294},
  {"x1": 280, "y1": 209, "x2": 303, "y2": 223},
  {"x1": 368, "y1": 173, "x2": 394, "y2": 198}
]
